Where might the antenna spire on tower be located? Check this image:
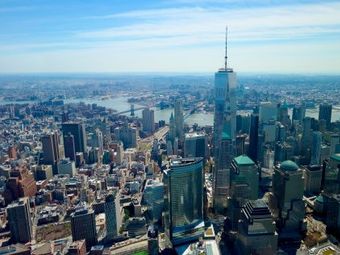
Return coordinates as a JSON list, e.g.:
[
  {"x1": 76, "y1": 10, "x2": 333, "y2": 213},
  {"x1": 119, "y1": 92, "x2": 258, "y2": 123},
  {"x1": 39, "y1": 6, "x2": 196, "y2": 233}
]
[{"x1": 225, "y1": 26, "x2": 228, "y2": 70}]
